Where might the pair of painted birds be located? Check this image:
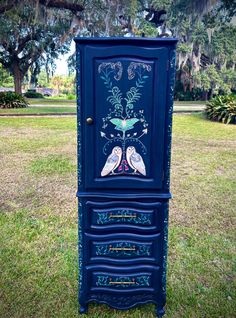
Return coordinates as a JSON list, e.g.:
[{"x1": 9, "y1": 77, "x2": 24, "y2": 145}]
[{"x1": 101, "y1": 146, "x2": 146, "y2": 177}]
